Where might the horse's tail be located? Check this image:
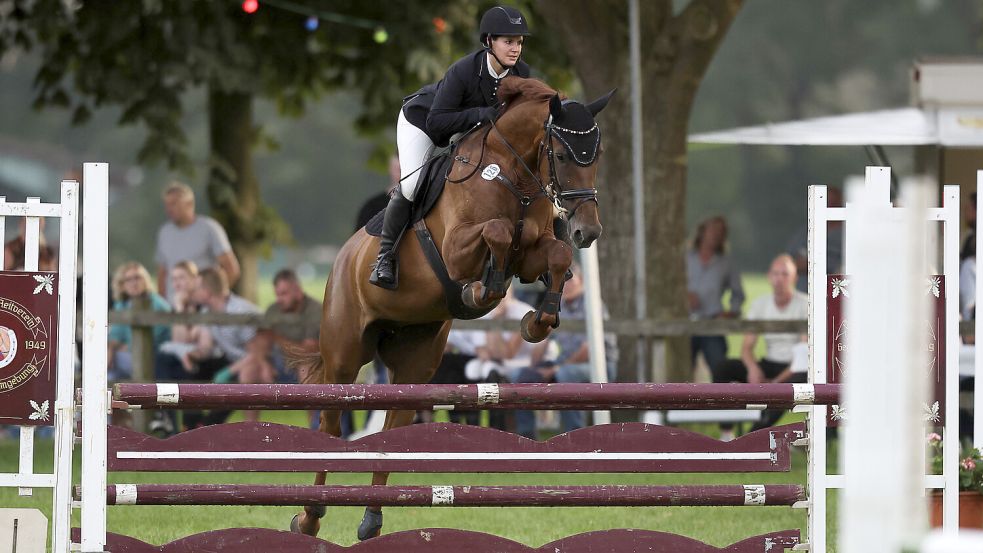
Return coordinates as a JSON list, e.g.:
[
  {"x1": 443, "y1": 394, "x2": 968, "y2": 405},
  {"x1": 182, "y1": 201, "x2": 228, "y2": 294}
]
[{"x1": 285, "y1": 343, "x2": 325, "y2": 384}]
